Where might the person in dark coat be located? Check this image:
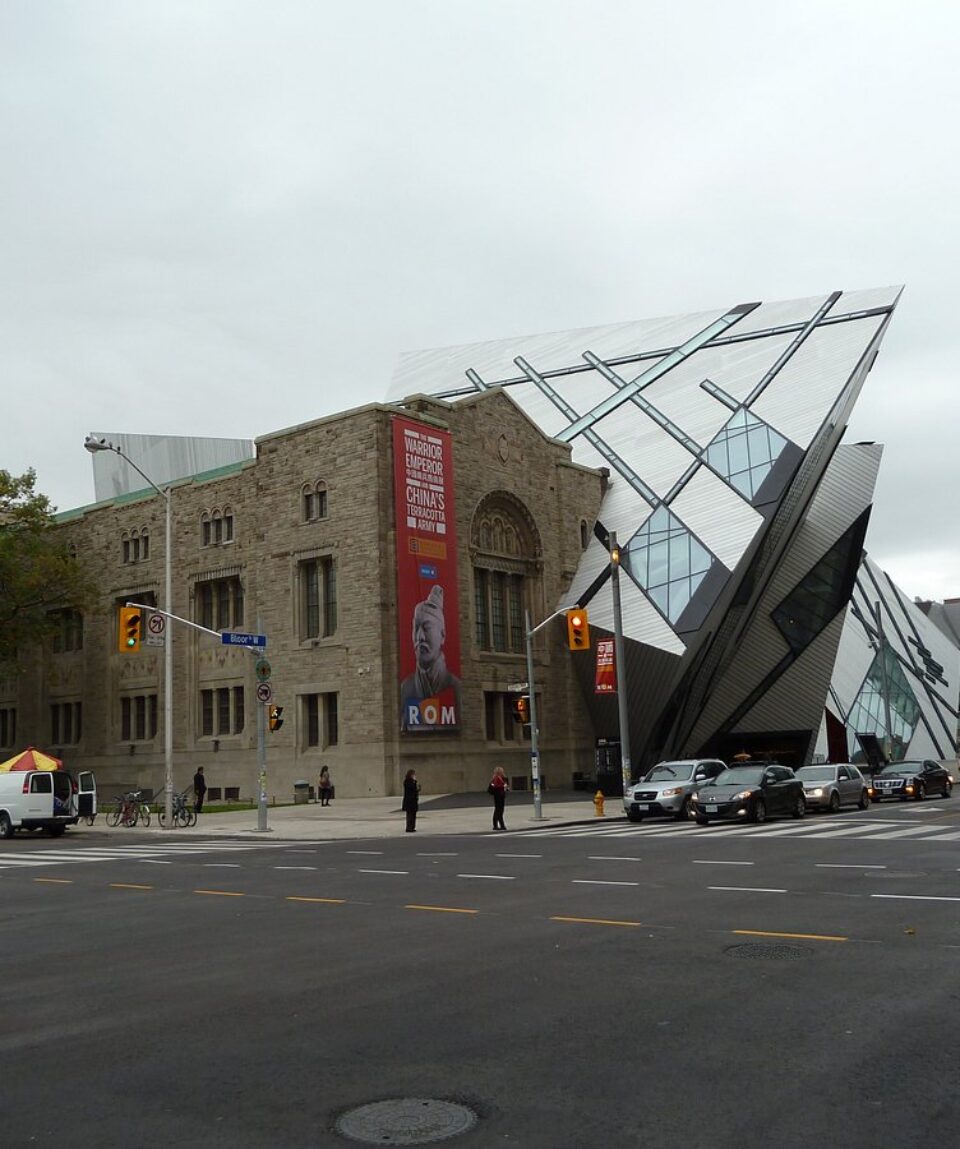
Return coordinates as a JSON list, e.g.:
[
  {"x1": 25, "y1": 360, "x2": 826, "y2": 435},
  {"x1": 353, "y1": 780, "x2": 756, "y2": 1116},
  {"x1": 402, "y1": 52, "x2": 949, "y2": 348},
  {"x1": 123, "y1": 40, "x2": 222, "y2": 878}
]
[
  {"x1": 318, "y1": 765, "x2": 332, "y2": 806},
  {"x1": 193, "y1": 767, "x2": 207, "y2": 814},
  {"x1": 489, "y1": 766, "x2": 509, "y2": 831},
  {"x1": 402, "y1": 769, "x2": 420, "y2": 832}
]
